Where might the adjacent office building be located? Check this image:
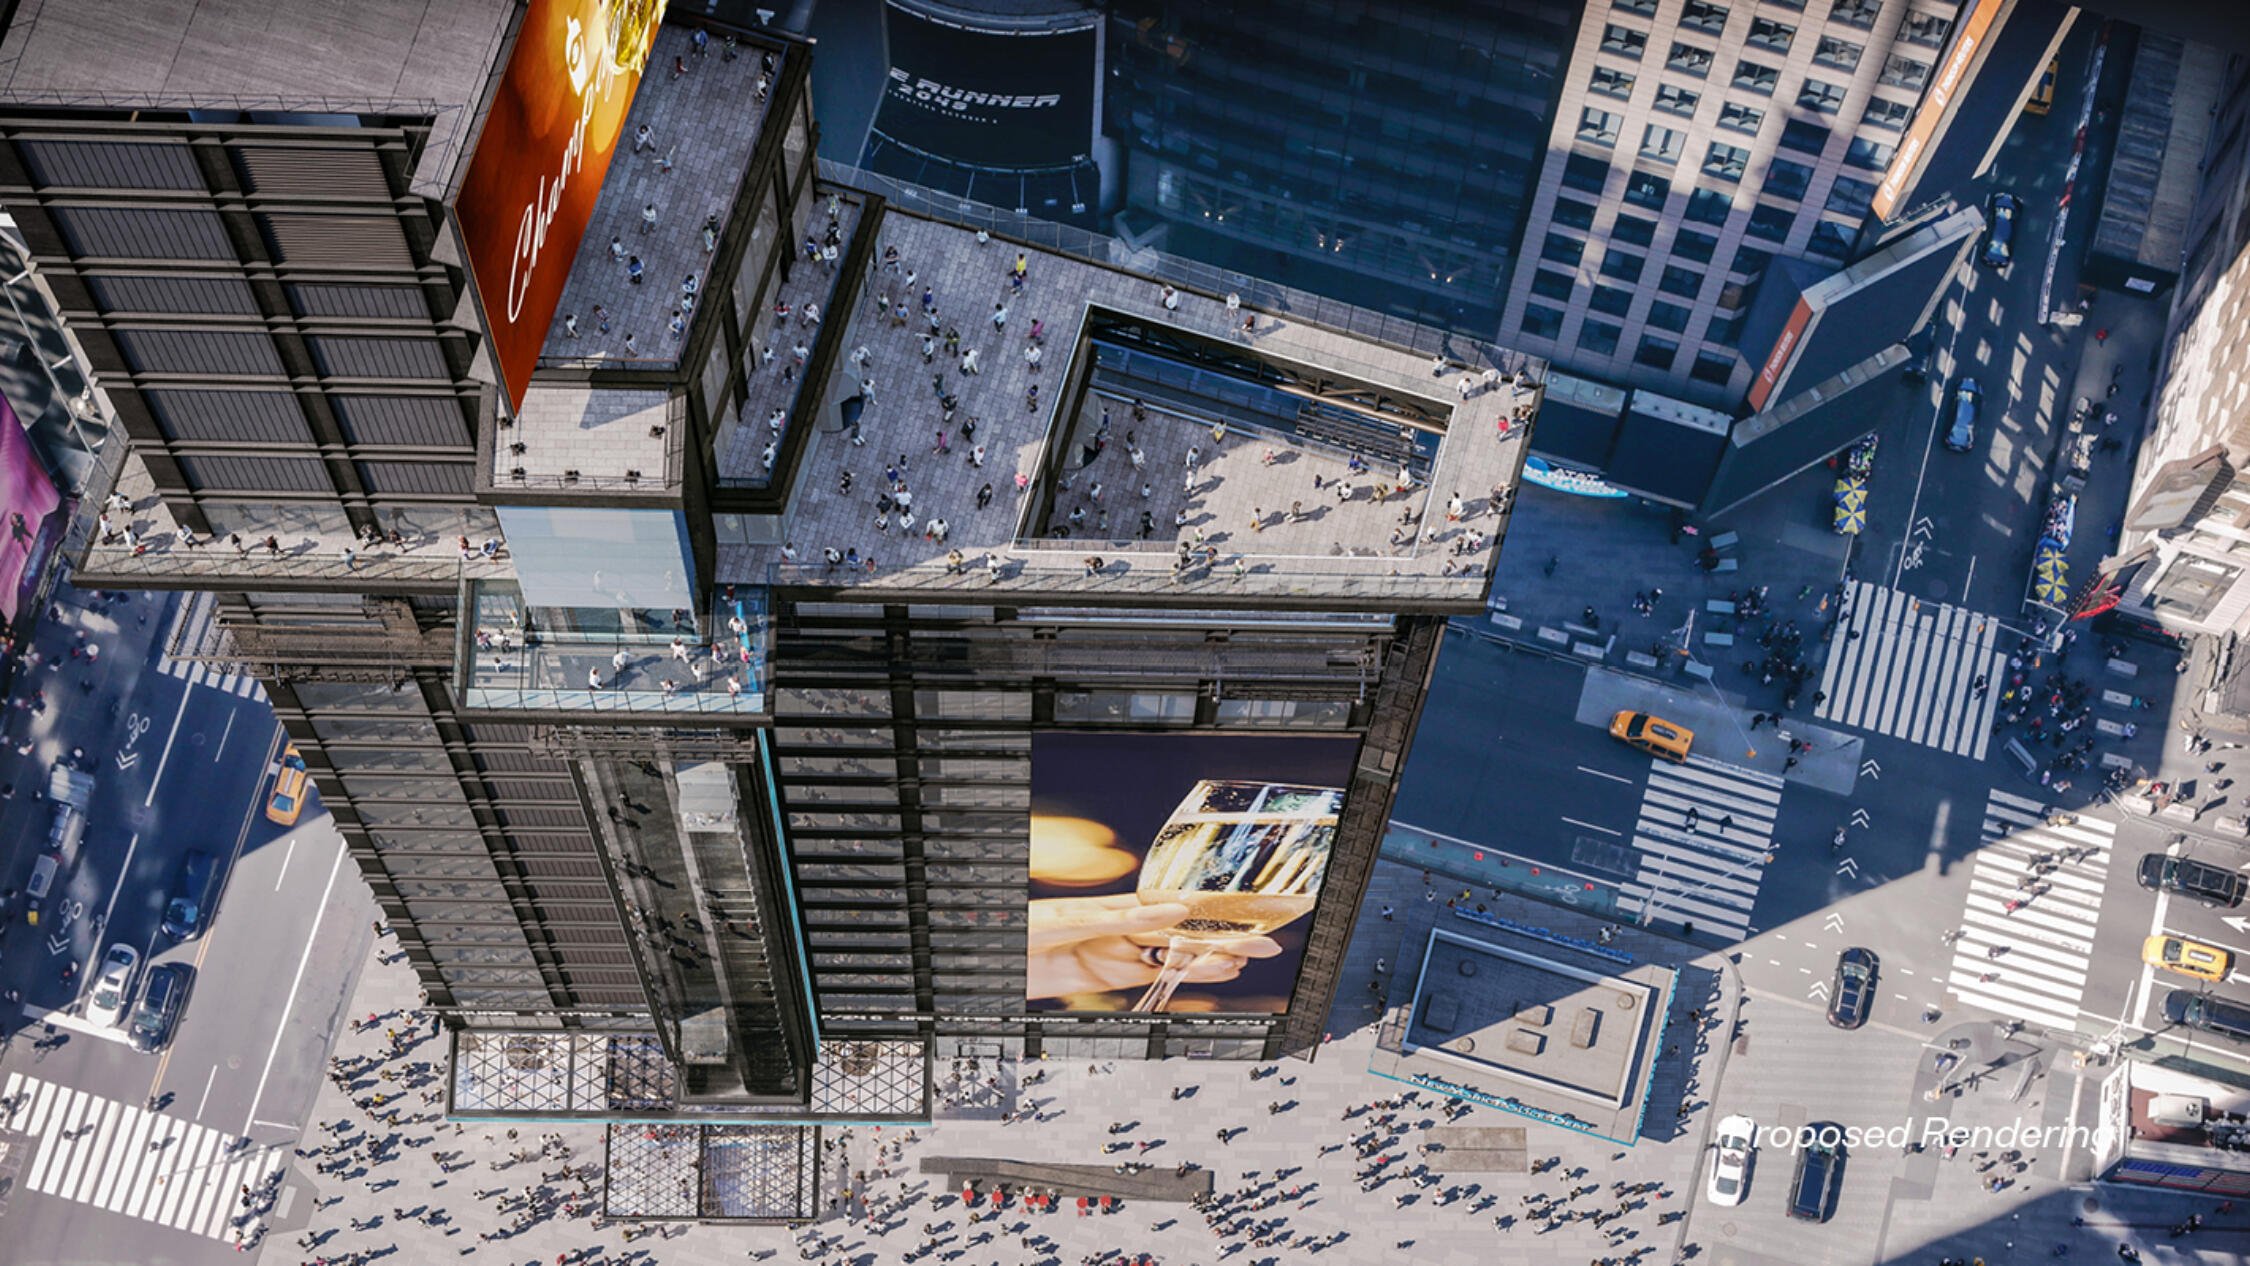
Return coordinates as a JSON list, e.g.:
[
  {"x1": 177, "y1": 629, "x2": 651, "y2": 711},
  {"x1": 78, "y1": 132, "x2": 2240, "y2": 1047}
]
[{"x1": 0, "y1": 0, "x2": 1533, "y2": 1148}]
